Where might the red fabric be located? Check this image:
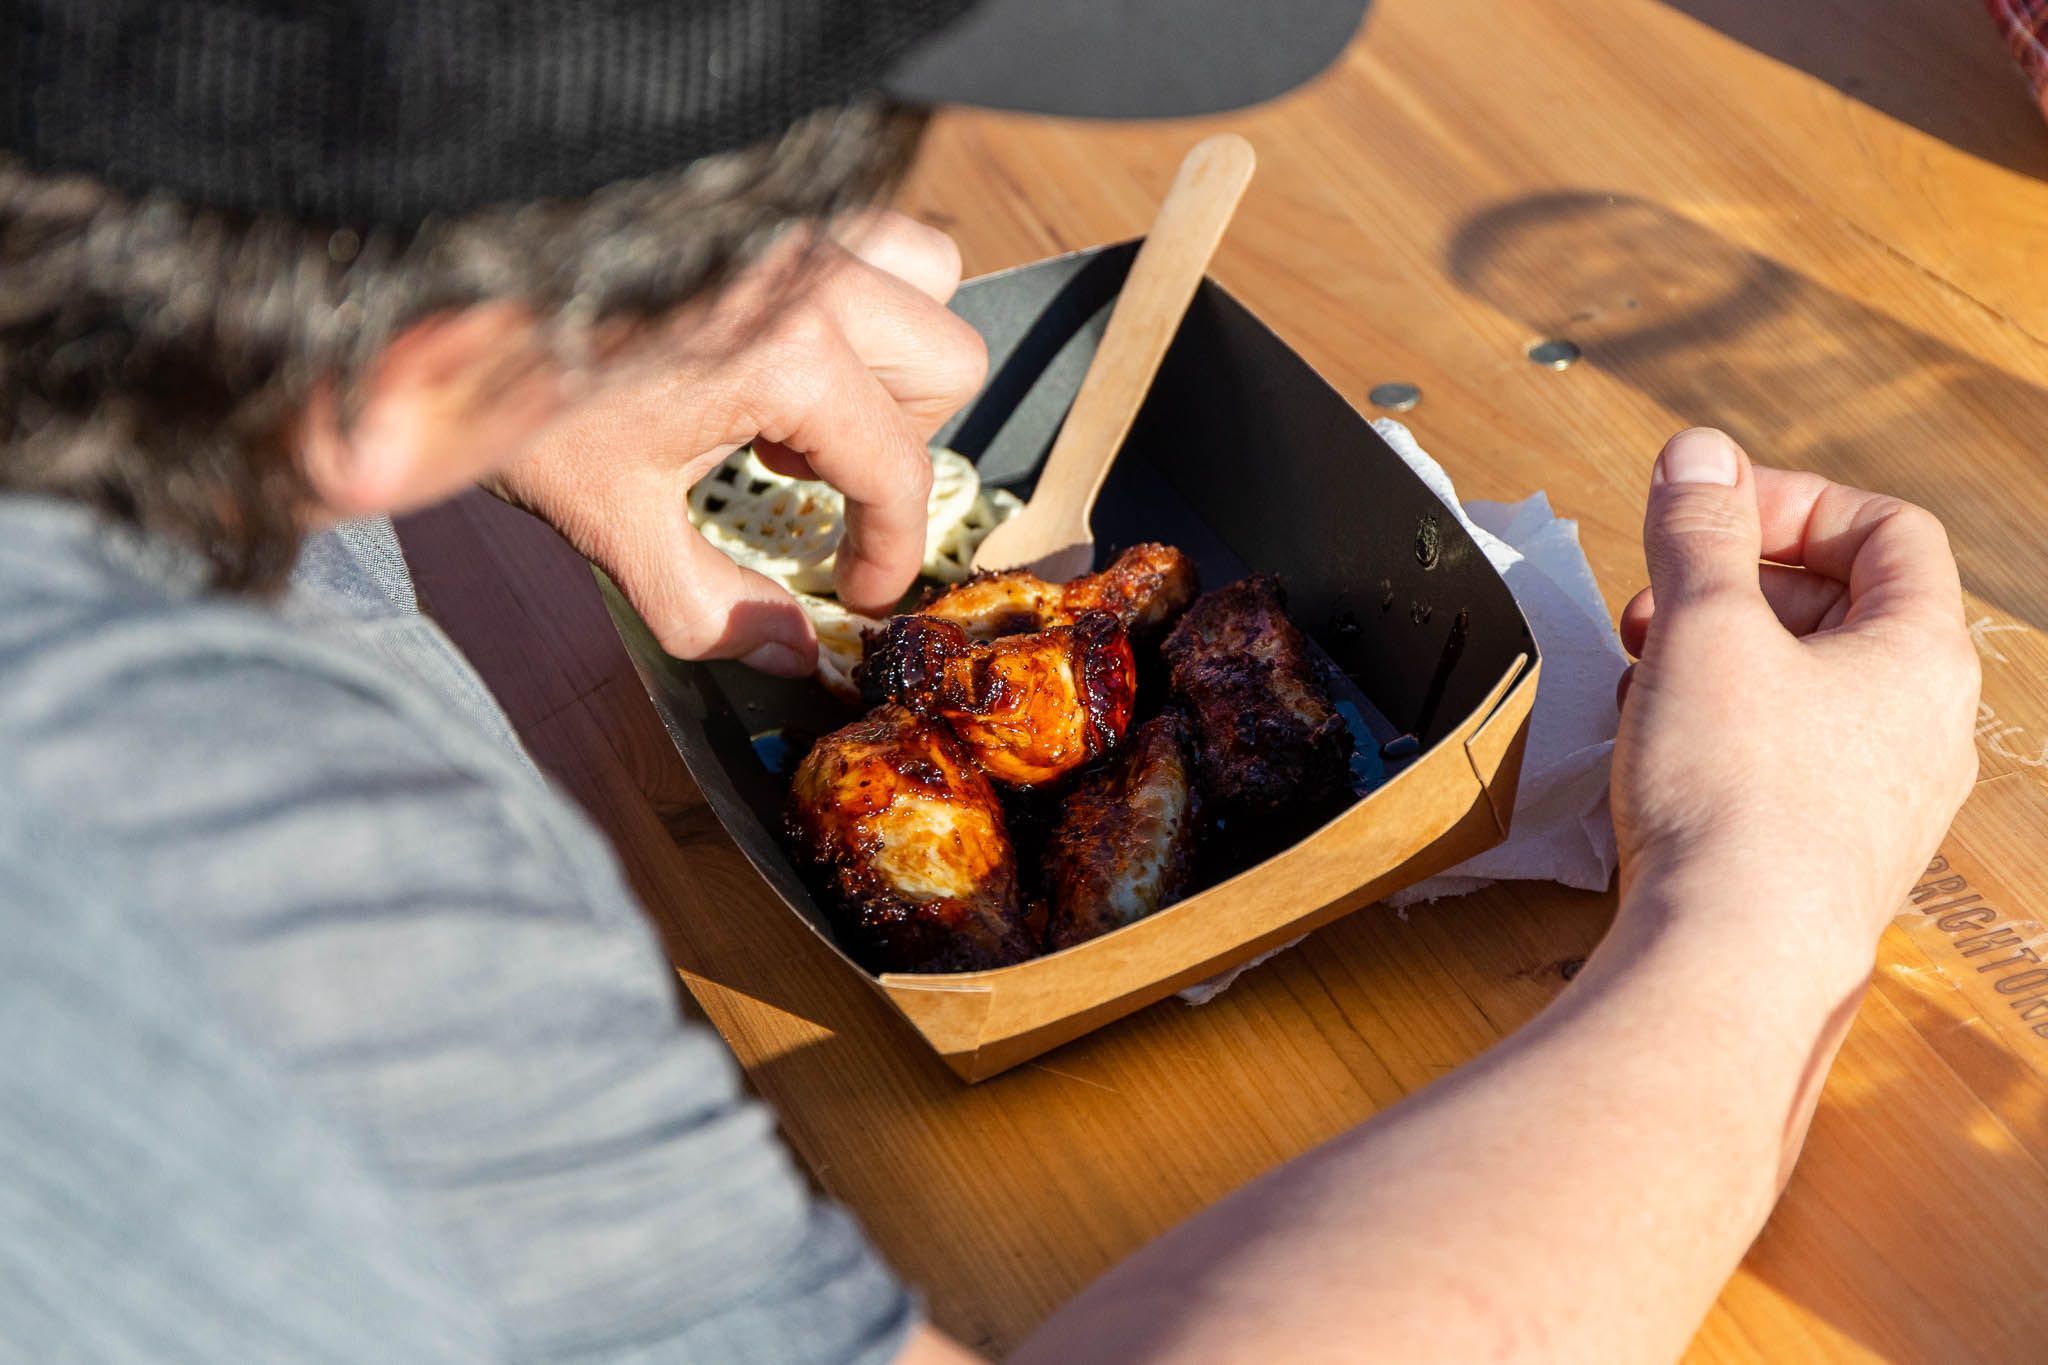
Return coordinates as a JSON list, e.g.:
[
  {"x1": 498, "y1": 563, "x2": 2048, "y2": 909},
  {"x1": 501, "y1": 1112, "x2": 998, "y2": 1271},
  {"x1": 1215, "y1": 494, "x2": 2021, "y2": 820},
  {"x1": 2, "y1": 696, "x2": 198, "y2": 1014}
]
[{"x1": 1989, "y1": 0, "x2": 2048, "y2": 119}]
